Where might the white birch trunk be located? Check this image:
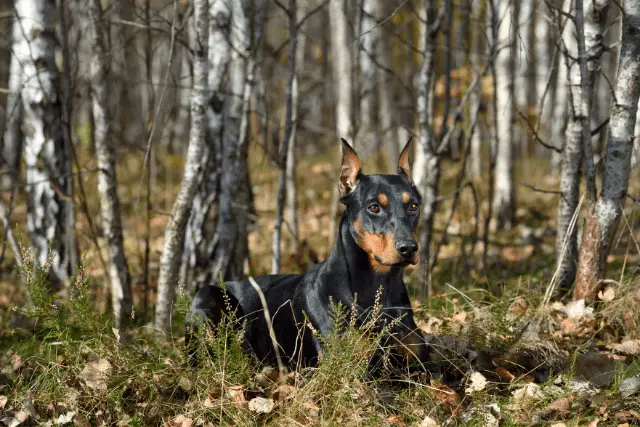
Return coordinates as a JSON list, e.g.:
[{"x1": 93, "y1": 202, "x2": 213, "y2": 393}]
[
  {"x1": 285, "y1": 3, "x2": 306, "y2": 253},
  {"x1": 209, "y1": 0, "x2": 255, "y2": 282},
  {"x1": 492, "y1": 0, "x2": 516, "y2": 230},
  {"x1": 87, "y1": 0, "x2": 132, "y2": 330},
  {"x1": 534, "y1": 1, "x2": 552, "y2": 135},
  {"x1": 377, "y1": 31, "x2": 399, "y2": 162},
  {"x1": 468, "y1": 0, "x2": 484, "y2": 178},
  {"x1": 1, "y1": 11, "x2": 23, "y2": 192},
  {"x1": 155, "y1": 0, "x2": 209, "y2": 333},
  {"x1": 416, "y1": 0, "x2": 439, "y2": 297},
  {"x1": 515, "y1": 0, "x2": 534, "y2": 109},
  {"x1": 556, "y1": 0, "x2": 609, "y2": 290},
  {"x1": 181, "y1": 0, "x2": 231, "y2": 290},
  {"x1": 328, "y1": 0, "x2": 354, "y2": 243},
  {"x1": 589, "y1": 0, "x2": 640, "y2": 292},
  {"x1": 17, "y1": 0, "x2": 73, "y2": 286},
  {"x1": 357, "y1": 0, "x2": 377, "y2": 154}
]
